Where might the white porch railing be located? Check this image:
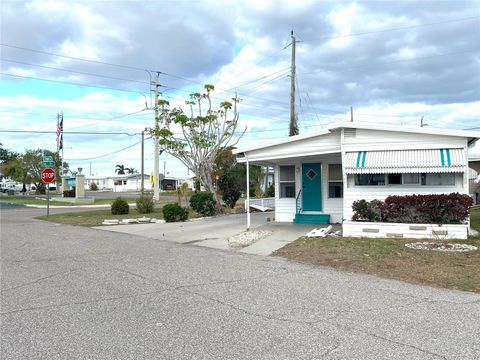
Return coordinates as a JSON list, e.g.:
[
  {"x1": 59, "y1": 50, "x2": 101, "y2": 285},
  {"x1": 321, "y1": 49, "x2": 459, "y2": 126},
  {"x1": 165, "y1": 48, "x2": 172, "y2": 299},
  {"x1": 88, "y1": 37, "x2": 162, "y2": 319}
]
[{"x1": 244, "y1": 197, "x2": 275, "y2": 209}]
